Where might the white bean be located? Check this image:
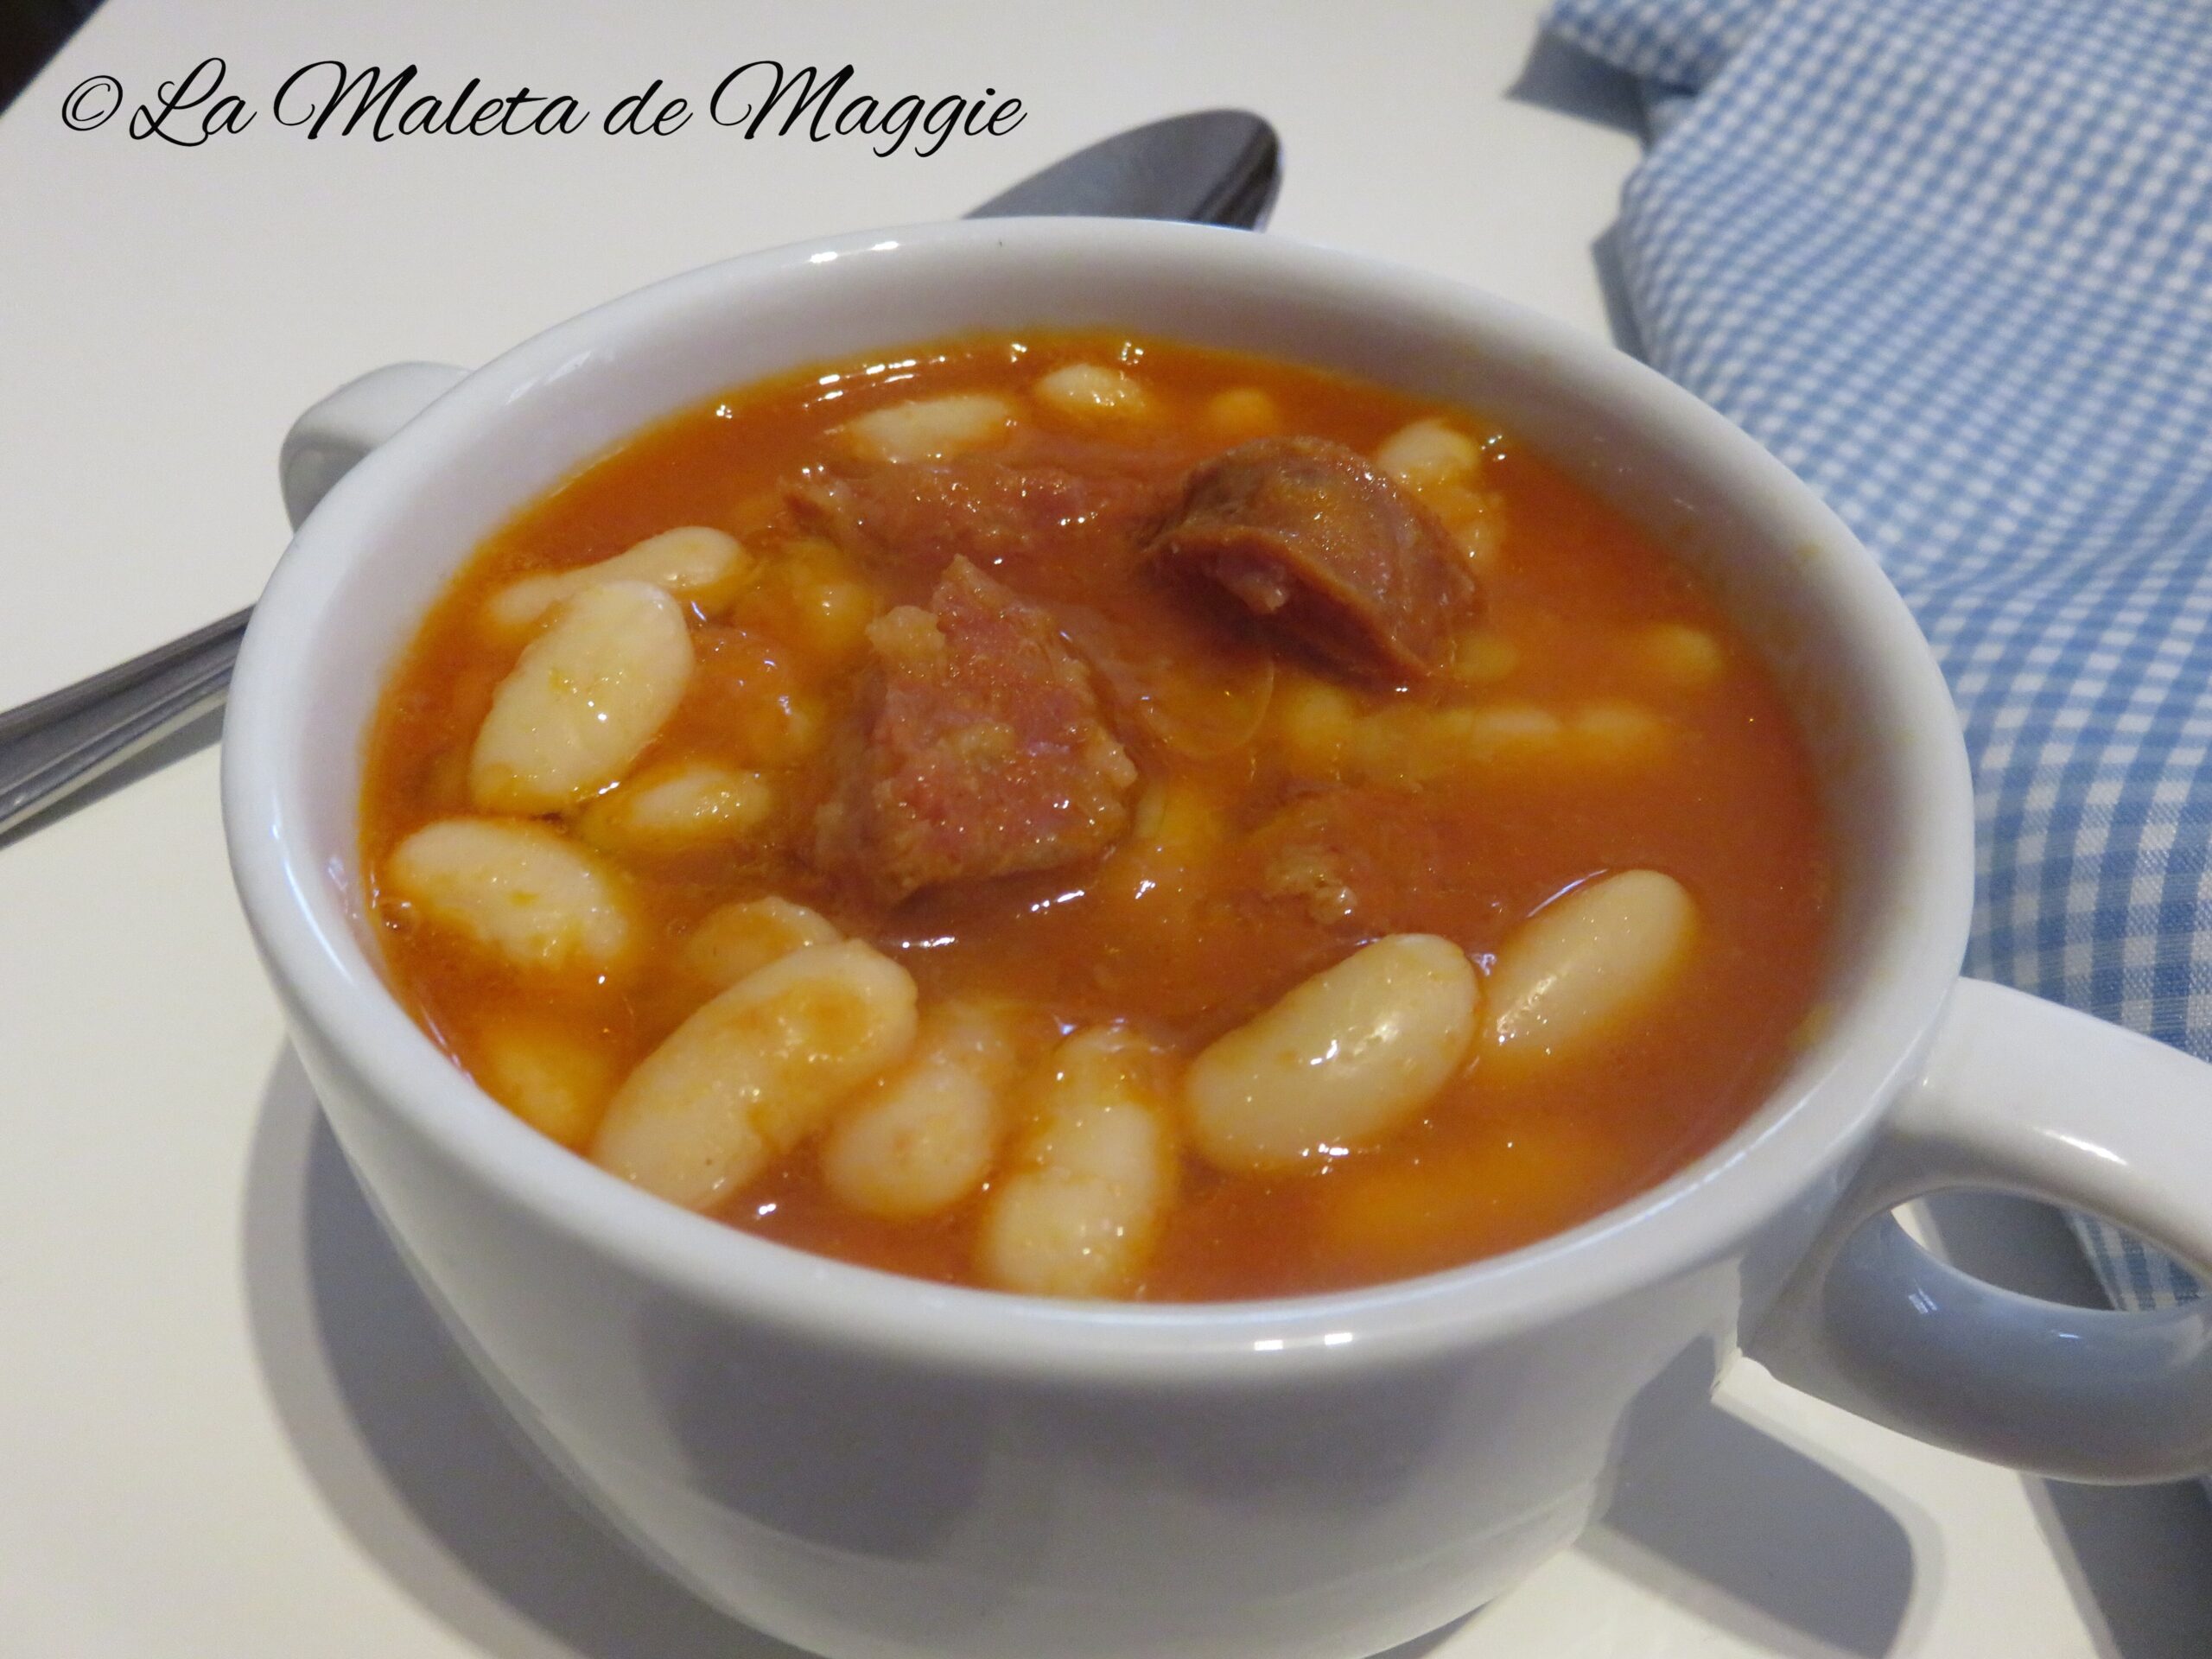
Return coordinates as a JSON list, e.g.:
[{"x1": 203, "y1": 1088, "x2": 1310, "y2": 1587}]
[
  {"x1": 1634, "y1": 623, "x2": 1726, "y2": 690},
  {"x1": 976, "y1": 1028, "x2": 1176, "y2": 1299},
  {"x1": 840, "y1": 393, "x2": 1015, "y2": 464},
  {"x1": 822, "y1": 1002, "x2": 1020, "y2": 1219},
  {"x1": 470, "y1": 581, "x2": 694, "y2": 815},
  {"x1": 1271, "y1": 675, "x2": 1362, "y2": 778},
  {"x1": 1033, "y1": 363, "x2": 1155, "y2": 424},
  {"x1": 1116, "y1": 779, "x2": 1225, "y2": 889},
  {"x1": 1568, "y1": 700, "x2": 1669, "y2": 766},
  {"x1": 577, "y1": 759, "x2": 774, "y2": 853},
  {"x1": 1376, "y1": 419, "x2": 1479, "y2": 492},
  {"x1": 1186, "y1": 934, "x2": 1479, "y2": 1173},
  {"x1": 1441, "y1": 702, "x2": 1564, "y2": 765},
  {"x1": 780, "y1": 571, "x2": 879, "y2": 664},
  {"x1": 474, "y1": 1020, "x2": 619, "y2": 1148},
  {"x1": 1448, "y1": 630, "x2": 1519, "y2": 685},
  {"x1": 485, "y1": 526, "x2": 751, "y2": 632},
  {"x1": 1344, "y1": 702, "x2": 1562, "y2": 788},
  {"x1": 1450, "y1": 501, "x2": 1504, "y2": 574},
  {"x1": 679, "y1": 896, "x2": 842, "y2": 992},
  {"x1": 1204, "y1": 386, "x2": 1280, "y2": 439},
  {"x1": 591, "y1": 939, "x2": 918, "y2": 1211},
  {"x1": 1489, "y1": 870, "x2": 1698, "y2": 1058},
  {"x1": 384, "y1": 817, "x2": 633, "y2": 971}
]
